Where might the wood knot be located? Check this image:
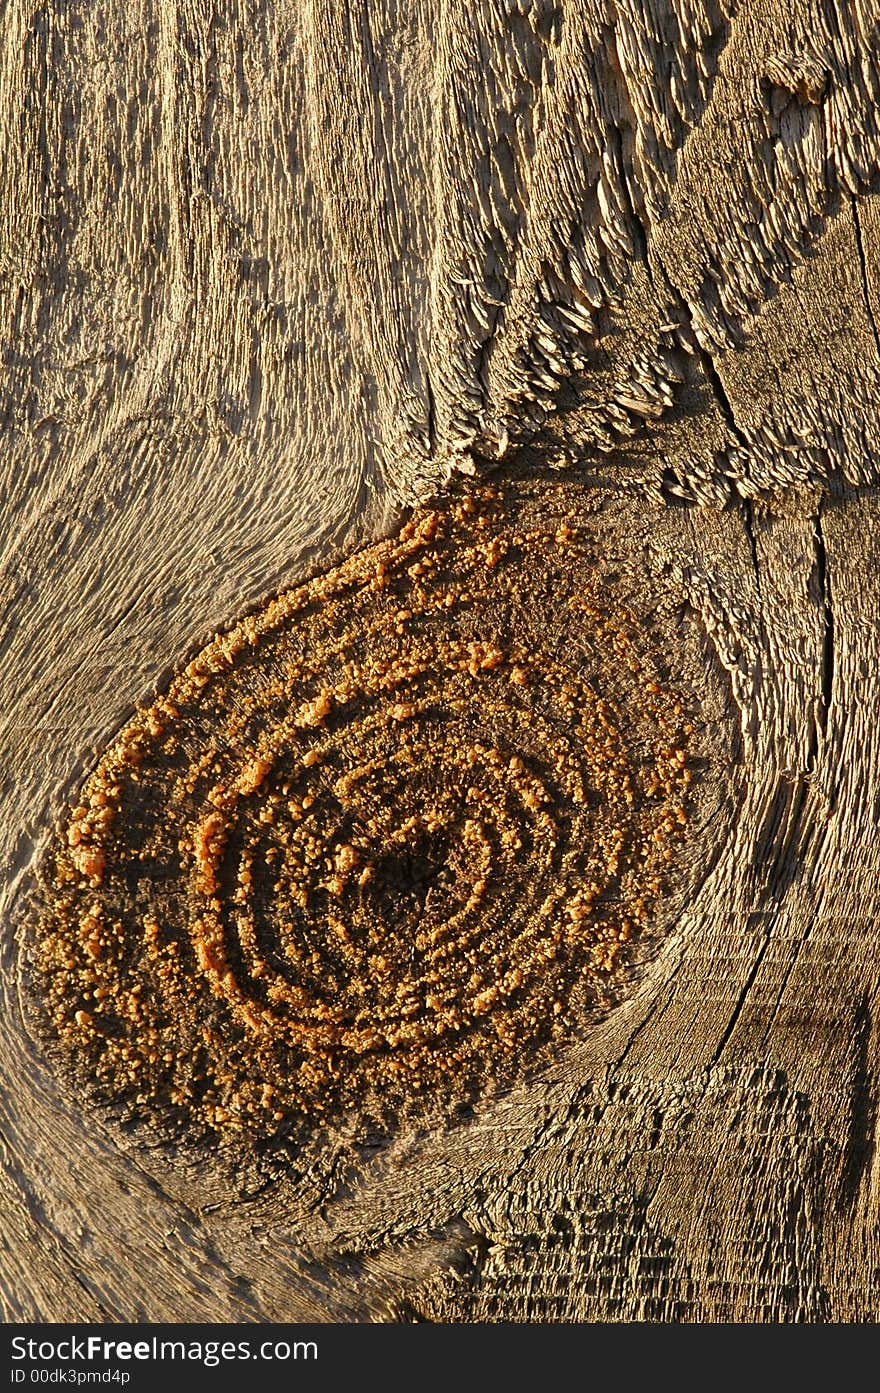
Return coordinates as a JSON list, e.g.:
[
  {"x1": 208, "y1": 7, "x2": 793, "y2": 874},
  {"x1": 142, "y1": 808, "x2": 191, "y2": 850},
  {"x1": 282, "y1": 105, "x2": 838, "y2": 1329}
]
[
  {"x1": 762, "y1": 53, "x2": 830, "y2": 107},
  {"x1": 26, "y1": 479, "x2": 698, "y2": 1150}
]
